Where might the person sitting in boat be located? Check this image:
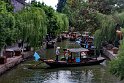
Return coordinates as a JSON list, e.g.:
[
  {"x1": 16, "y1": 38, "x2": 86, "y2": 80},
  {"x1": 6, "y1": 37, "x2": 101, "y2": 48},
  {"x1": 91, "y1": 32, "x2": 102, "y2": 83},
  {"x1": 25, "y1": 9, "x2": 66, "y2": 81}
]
[
  {"x1": 64, "y1": 49, "x2": 69, "y2": 61},
  {"x1": 55, "y1": 47, "x2": 60, "y2": 62},
  {"x1": 81, "y1": 52, "x2": 87, "y2": 58},
  {"x1": 67, "y1": 50, "x2": 73, "y2": 62}
]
